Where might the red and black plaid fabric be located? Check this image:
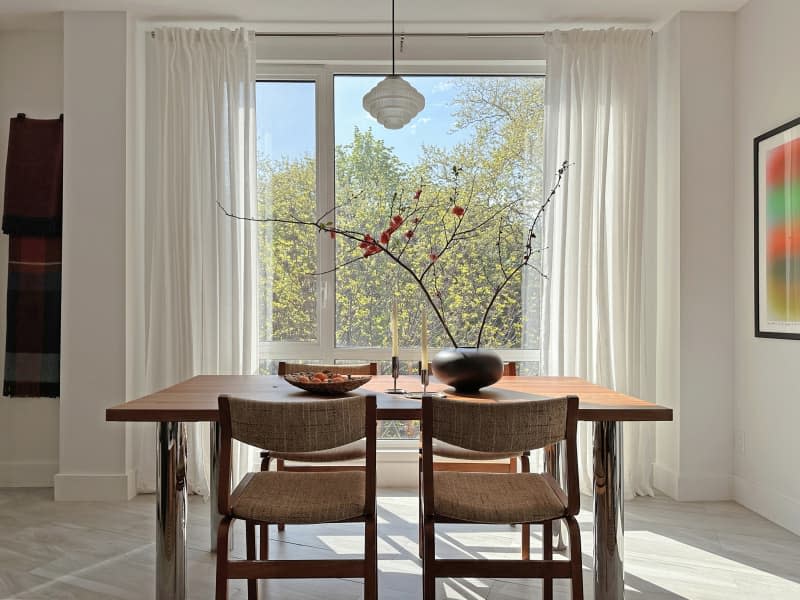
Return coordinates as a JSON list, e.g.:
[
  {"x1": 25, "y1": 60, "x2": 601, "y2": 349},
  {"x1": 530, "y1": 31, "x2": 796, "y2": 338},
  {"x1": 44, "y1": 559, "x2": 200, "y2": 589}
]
[
  {"x1": 2, "y1": 115, "x2": 63, "y2": 236},
  {"x1": 3, "y1": 236, "x2": 61, "y2": 397}
]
